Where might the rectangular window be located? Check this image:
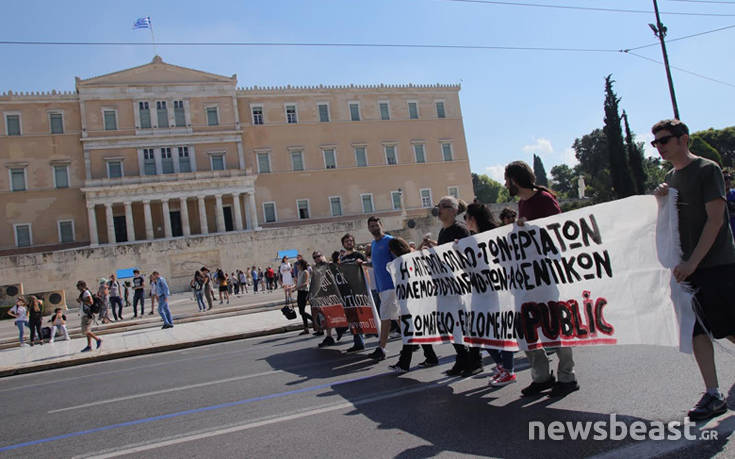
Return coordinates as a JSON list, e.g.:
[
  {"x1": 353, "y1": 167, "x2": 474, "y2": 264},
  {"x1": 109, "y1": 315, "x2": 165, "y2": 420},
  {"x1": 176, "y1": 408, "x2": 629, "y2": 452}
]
[
  {"x1": 49, "y1": 112, "x2": 64, "y2": 134},
  {"x1": 448, "y1": 186, "x2": 459, "y2": 198},
  {"x1": 53, "y1": 165, "x2": 69, "y2": 188},
  {"x1": 349, "y1": 102, "x2": 360, "y2": 121},
  {"x1": 329, "y1": 196, "x2": 343, "y2": 217},
  {"x1": 391, "y1": 191, "x2": 402, "y2": 210},
  {"x1": 323, "y1": 148, "x2": 337, "y2": 169},
  {"x1": 290, "y1": 151, "x2": 304, "y2": 171},
  {"x1": 318, "y1": 103, "x2": 330, "y2": 122},
  {"x1": 107, "y1": 161, "x2": 123, "y2": 178},
  {"x1": 10, "y1": 168, "x2": 26, "y2": 191},
  {"x1": 361, "y1": 194, "x2": 374, "y2": 213},
  {"x1": 251, "y1": 106, "x2": 264, "y2": 125},
  {"x1": 297, "y1": 199, "x2": 310, "y2": 219},
  {"x1": 161, "y1": 147, "x2": 174, "y2": 174},
  {"x1": 420, "y1": 188, "x2": 433, "y2": 208},
  {"x1": 354, "y1": 146, "x2": 367, "y2": 167},
  {"x1": 143, "y1": 148, "x2": 157, "y2": 175},
  {"x1": 156, "y1": 101, "x2": 169, "y2": 128},
  {"x1": 285, "y1": 105, "x2": 298, "y2": 124},
  {"x1": 379, "y1": 102, "x2": 390, "y2": 120},
  {"x1": 436, "y1": 101, "x2": 446, "y2": 119},
  {"x1": 58, "y1": 220, "x2": 74, "y2": 243},
  {"x1": 139, "y1": 102, "x2": 151, "y2": 129},
  {"x1": 263, "y1": 202, "x2": 277, "y2": 223},
  {"x1": 206, "y1": 106, "x2": 219, "y2": 126},
  {"x1": 441, "y1": 143, "x2": 454, "y2": 161},
  {"x1": 6, "y1": 114, "x2": 21, "y2": 136},
  {"x1": 178, "y1": 147, "x2": 191, "y2": 173},
  {"x1": 211, "y1": 154, "x2": 225, "y2": 171},
  {"x1": 174, "y1": 100, "x2": 186, "y2": 127},
  {"x1": 385, "y1": 145, "x2": 397, "y2": 165},
  {"x1": 104, "y1": 110, "x2": 117, "y2": 131},
  {"x1": 257, "y1": 152, "x2": 271, "y2": 173},
  {"x1": 413, "y1": 144, "x2": 426, "y2": 163},
  {"x1": 408, "y1": 102, "x2": 419, "y2": 119},
  {"x1": 14, "y1": 224, "x2": 31, "y2": 248}
]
